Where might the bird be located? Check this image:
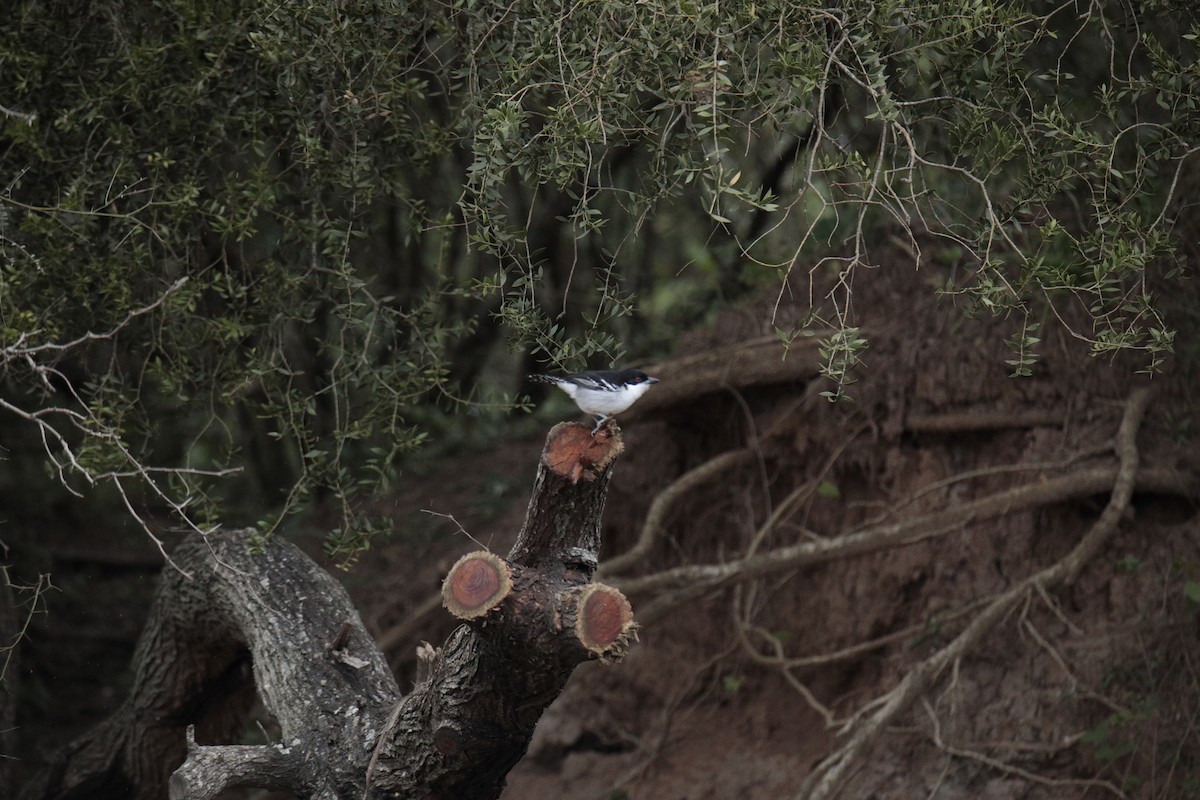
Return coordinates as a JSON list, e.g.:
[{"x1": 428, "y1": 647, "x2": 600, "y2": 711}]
[{"x1": 528, "y1": 368, "x2": 661, "y2": 432}]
